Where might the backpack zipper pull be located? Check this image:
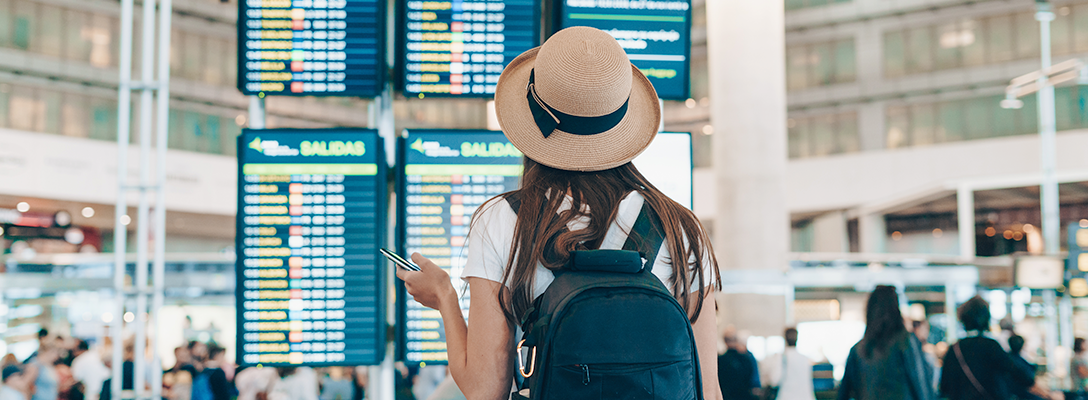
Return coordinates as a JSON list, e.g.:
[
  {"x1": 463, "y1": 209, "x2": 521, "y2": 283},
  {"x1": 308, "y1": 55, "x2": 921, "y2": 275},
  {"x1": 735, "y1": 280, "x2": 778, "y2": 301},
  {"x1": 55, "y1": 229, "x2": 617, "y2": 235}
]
[{"x1": 581, "y1": 364, "x2": 590, "y2": 385}]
